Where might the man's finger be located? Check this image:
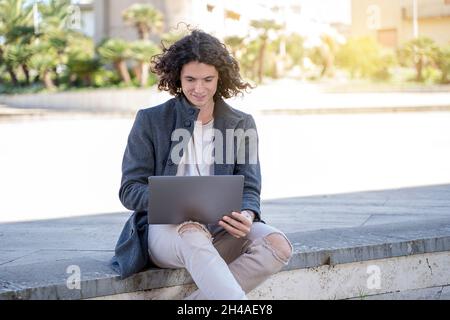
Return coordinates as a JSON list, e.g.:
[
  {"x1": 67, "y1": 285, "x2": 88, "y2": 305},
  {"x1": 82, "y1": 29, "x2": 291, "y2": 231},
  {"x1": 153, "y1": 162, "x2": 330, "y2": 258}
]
[
  {"x1": 222, "y1": 216, "x2": 250, "y2": 233},
  {"x1": 231, "y1": 212, "x2": 252, "y2": 226},
  {"x1": 219, "y1": 220, "x2": 246, "y2": 238}
]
